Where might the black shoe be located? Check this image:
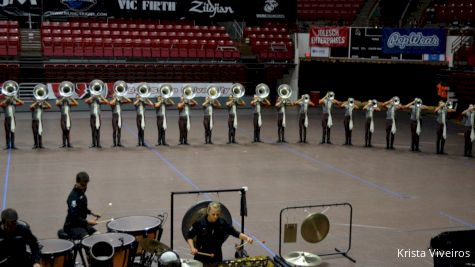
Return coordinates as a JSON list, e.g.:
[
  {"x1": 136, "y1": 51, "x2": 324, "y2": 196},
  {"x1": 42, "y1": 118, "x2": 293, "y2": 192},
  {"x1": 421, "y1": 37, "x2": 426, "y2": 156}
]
[
  {"x1": 184, "y1": 142, "x2": 190, "y2": 145},
  {"x1": 466, "y1": 154, "x2": 473, "y2": 157},
  {"x1": 209, "y1": 142, "x2": 214, "y2": 144},
  {"x1": 414, "y1": 148, "x2": 421, "y2": 152},
  {"x1": 282, "y1": 140, "x2": 287, "y2": 143},
  {"x1": 39, "y1": 145, "x2": 44, "y2": 149},
  {"x1": 112, "y1": 144, "x2": 117, "y2": 147},
  {"x1": 276, "y1": 140, "x2": 281, "y2": 143},
  {"x1": 11, "y1": 146, "x2": 17, "y2": 150},
  {"x1": 89, "y1": 145, "x2": 96, "y2": 148},
  {"x1": 137, "y1": 143, "x2": 142, "y2": 147},
  {"x1": 117, "y1": 143, "x2": 123, "y2": 147},
  {"x1": 60, "y1": 144, "x2": 66, "y2": 148},
  {"x1": 368, "y1": 144, "x2": 373, "y2": 148},
  {"x1": 227, "y1": 141, "x2": 232, "y2": 144},
  {"x1": 155, "y1": 143, "x2": 161, "y2": 146},
  {"x1": 96, "y1": 145, "x2": 102, "y2": 148},
  {"x1": 390, "y1": 146, "x2": 395, "y2": 150},
  {"x1": 327, "y1": 141, "x2": 332, "y2": 145},
  {"x1": 32, "y1": 145, "x2": 38, "y2": 149},
  {"x1": 232, "y1": 141, "x2": 239, "y2": 144},
  {"x1": 67, "y1": 144, "x2": 73, "y2": 148}
]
